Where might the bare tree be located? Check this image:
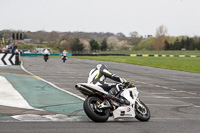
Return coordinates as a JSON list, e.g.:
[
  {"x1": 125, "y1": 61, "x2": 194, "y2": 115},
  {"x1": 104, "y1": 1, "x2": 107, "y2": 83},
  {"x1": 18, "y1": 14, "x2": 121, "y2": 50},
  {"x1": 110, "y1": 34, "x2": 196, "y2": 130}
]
[
  {"x1": 119, "y1": 40, "x2": 131, "y2": 50},
  {"x1": 107, "y1": 36, "x2": 120, "y2": 50},
  {"x1": 80, "y1": 39, "x2": 90, "y2": 52},
  {"x1": 130, "y1": 31, "x2": 139, "y2": 38},
  {"x1": 153, "y1": 25, "x2": 169, "y2": 50}
]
